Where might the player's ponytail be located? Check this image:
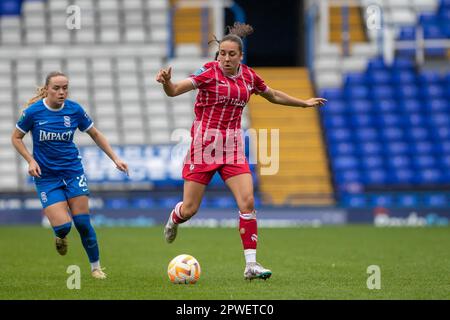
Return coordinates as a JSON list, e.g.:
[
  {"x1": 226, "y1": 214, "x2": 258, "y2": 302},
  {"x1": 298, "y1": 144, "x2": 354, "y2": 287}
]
[
  {"x1": 26, "y1": 71, "x2": 67, "y2": 107},
  {"x1": 26, "y1": 86, "x2": 47, "y2": 107},
  {"x1": 210, "y1": 22, "x2": 254, "y2": 55}
]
